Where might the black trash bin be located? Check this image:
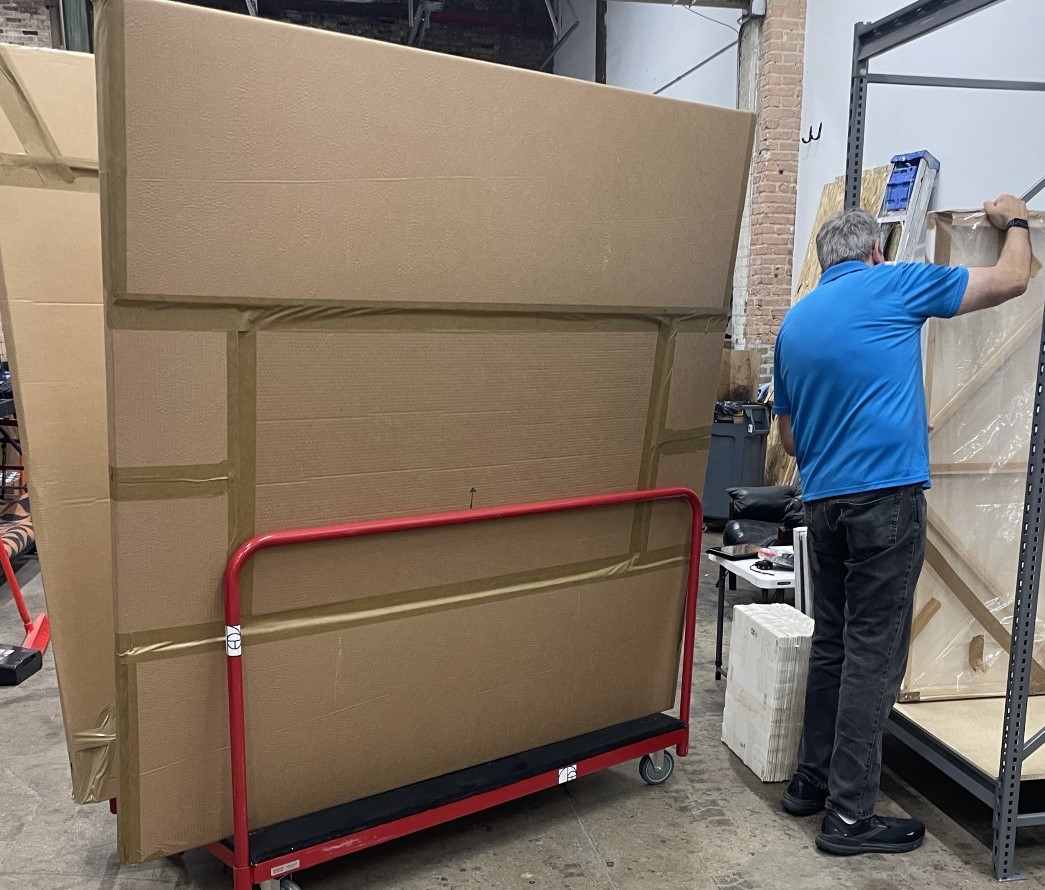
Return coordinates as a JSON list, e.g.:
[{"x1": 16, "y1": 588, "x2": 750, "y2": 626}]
[{"x1": 702, "y1": 402, "x2": 771, "y2": 527}]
